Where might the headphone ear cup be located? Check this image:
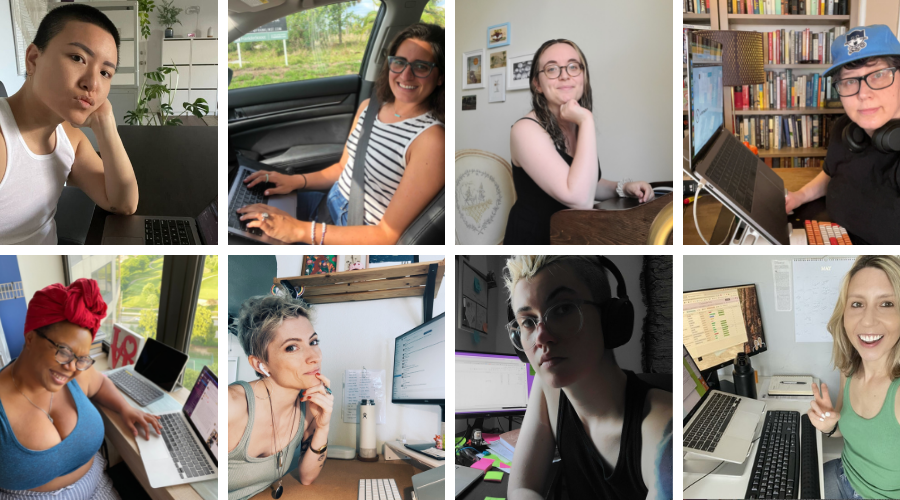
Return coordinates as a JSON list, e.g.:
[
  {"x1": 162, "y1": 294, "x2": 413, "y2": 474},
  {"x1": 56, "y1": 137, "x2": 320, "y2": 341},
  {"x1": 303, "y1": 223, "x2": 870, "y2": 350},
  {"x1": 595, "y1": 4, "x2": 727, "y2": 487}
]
[
  {"x1": 843, "y1": 121, "x2": 869, "y2": 153},
  {"x1": 872, "y1": 120, "x2": 900, "y2": 153},
  {"x1": 600, "y1": 298, "x2": 635, "y2": 350}
]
